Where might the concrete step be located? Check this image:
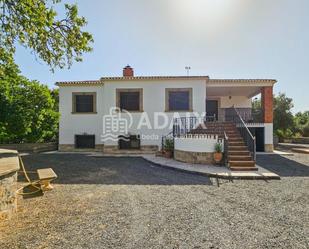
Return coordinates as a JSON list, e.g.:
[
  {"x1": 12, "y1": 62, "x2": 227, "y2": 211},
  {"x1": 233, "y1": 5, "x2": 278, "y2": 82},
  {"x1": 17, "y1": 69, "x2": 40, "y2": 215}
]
[
  {"x1": 228, "y1": 155, "x2": 252, "y2": 161},
  {"x1": 227, "y1": 137, "x2": 242, "y2": 140},
  {"x1": 229, "y1": 160, "x2": 256, "y2": 167},
  {"x1": 228, "y1": 142, "x2": 245, "y2": 146},
  {"x1": 228, "y1": 151, "x2": 251, "y2": 156},
  {"x1": 228, "y1": 138, "x2": 243, "y2": 142},
  {"x1": 230, "y1": 167, "x2": 258, "y2": 171},
  {"x1": 226, "y1": 132, "x2": 240, "y2": 136},
  {"x1": 229, "y1": 146, "x2": 248, "y2": 151}
]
